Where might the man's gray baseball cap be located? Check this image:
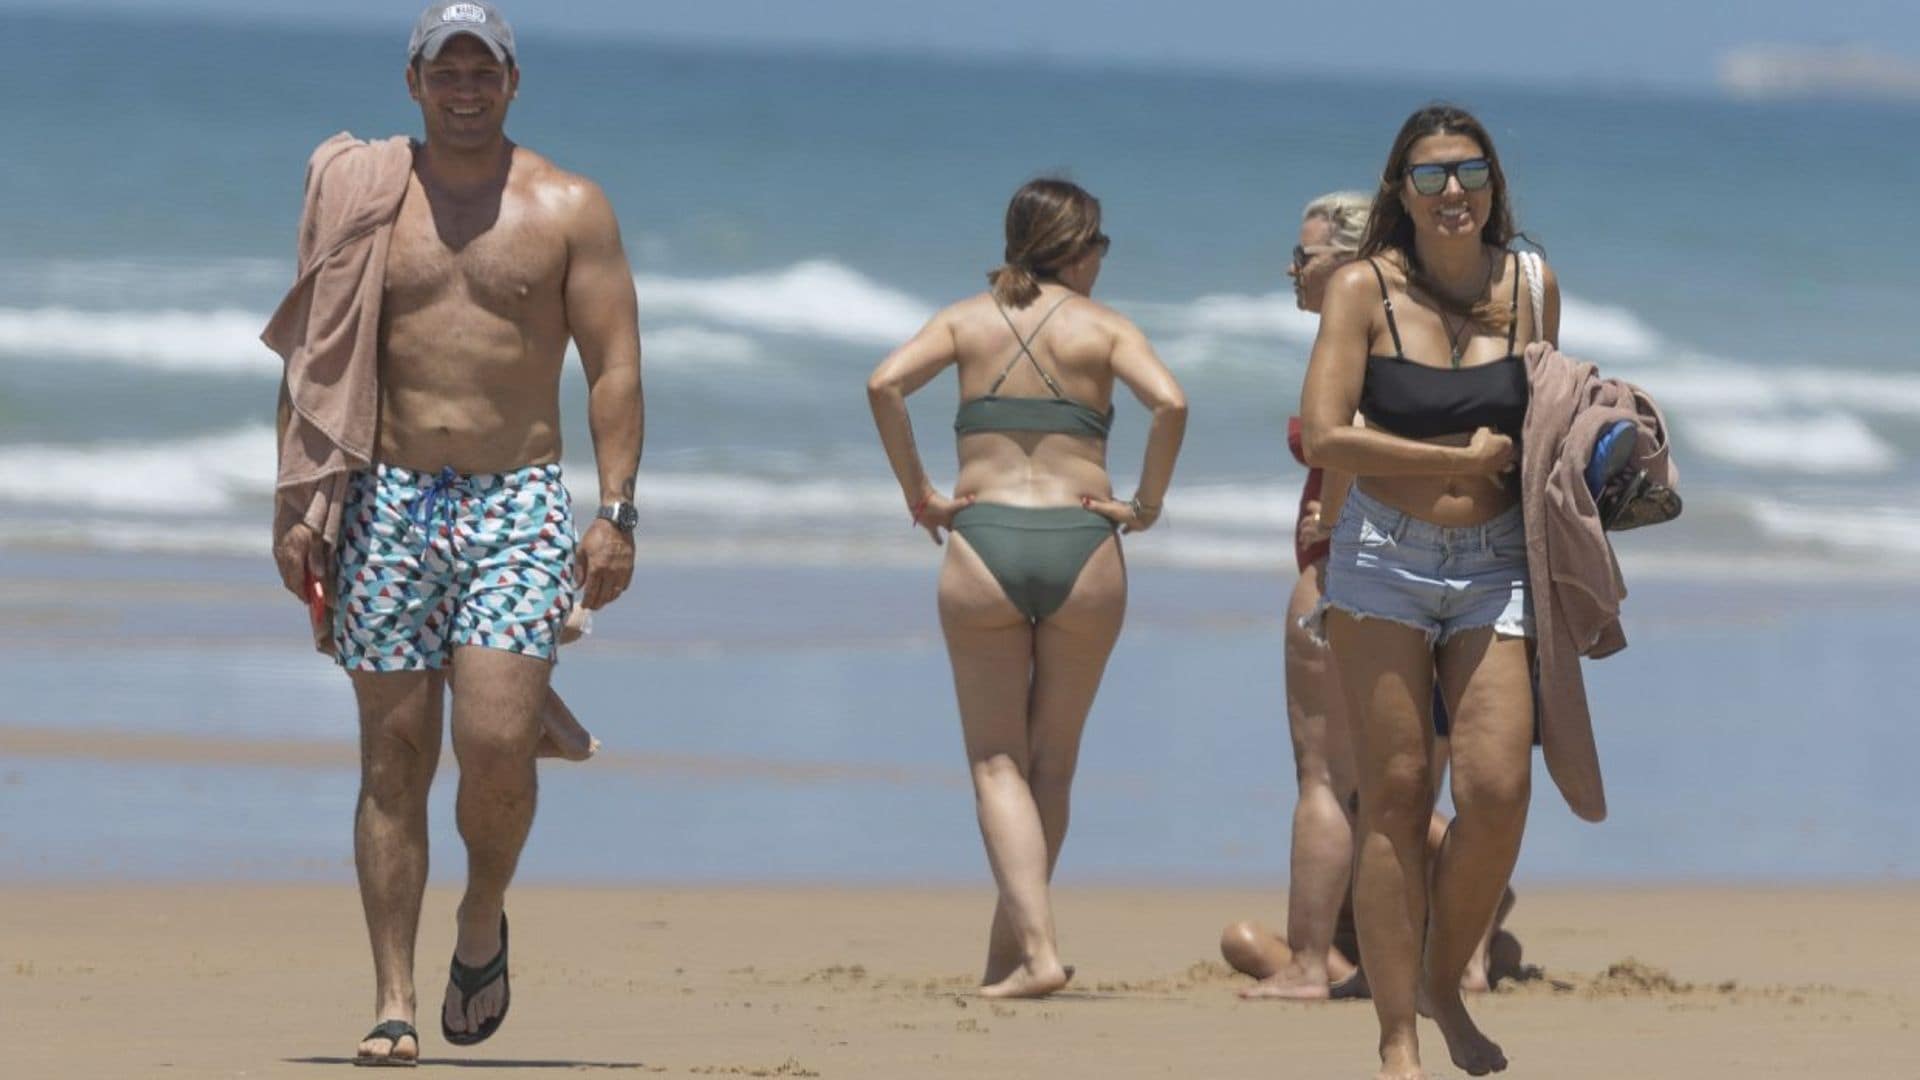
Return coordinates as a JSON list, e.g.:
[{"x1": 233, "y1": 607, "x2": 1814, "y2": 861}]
[{"x1": 409, "y1": 2, "x2": 517, "y2": 65}]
